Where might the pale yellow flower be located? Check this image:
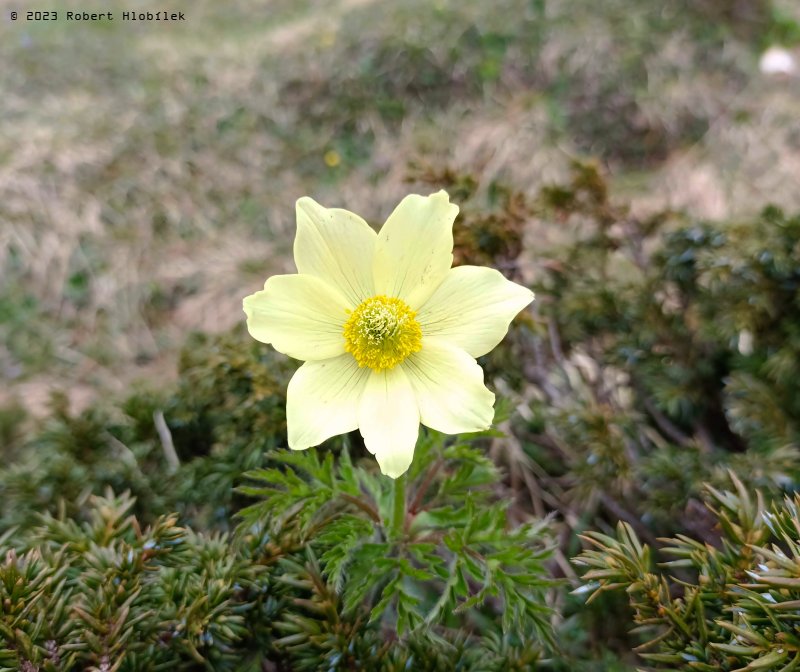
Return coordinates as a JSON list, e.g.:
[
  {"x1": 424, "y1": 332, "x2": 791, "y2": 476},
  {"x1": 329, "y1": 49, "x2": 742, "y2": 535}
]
[{"x1": 243, "y1": 191, "x2": 534, "y2": 478}]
